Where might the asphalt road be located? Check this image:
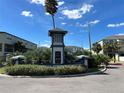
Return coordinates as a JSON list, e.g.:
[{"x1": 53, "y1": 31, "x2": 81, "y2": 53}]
[{"x1": 0, "y1": 63, "x2": 124, "y2": 93}]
